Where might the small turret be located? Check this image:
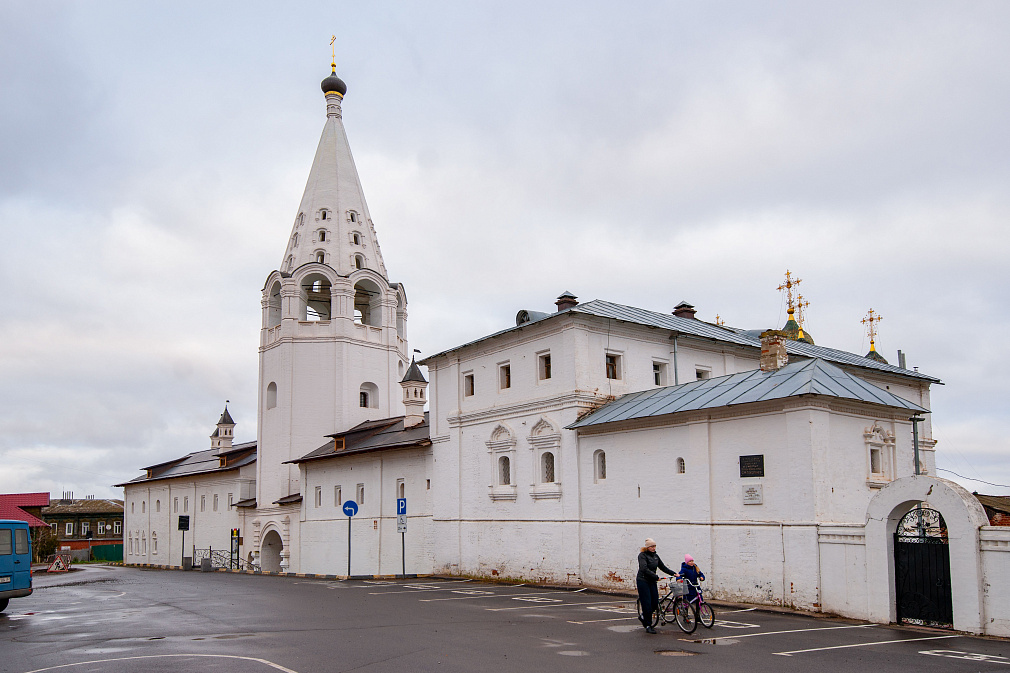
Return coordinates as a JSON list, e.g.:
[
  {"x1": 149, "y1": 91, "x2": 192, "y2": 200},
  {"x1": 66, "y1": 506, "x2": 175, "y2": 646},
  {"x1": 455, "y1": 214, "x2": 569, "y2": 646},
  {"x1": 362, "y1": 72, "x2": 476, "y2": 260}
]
[
  {"x1": 211, "y1": 403, "x2": 235, "y2": 450},
  {"x1": 400, "y1": 359, "x2": 428, "y2": 428}
]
